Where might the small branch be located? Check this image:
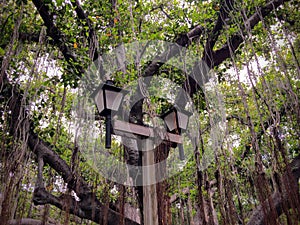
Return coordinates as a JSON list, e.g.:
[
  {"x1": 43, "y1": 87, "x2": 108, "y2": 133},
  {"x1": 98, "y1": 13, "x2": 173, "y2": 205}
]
[
  {"x1": 240, "y1": 104, "x2": 290, "y2": 160},
  {"x1": 169, "y1": 188, "x2": 190, "y2": 204},
  {"x1": 226, "y1": 115, "x2": 248, "y2": 126},
  {"x1": 18, "y1": 32, "x2": 55, "y2": 45},
  {"x1": 18, "y1": 33, "x2": 39, "y2": 43},
  {"x1": 159, "y1": 5, "x2": 173, "y2": 20}
]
